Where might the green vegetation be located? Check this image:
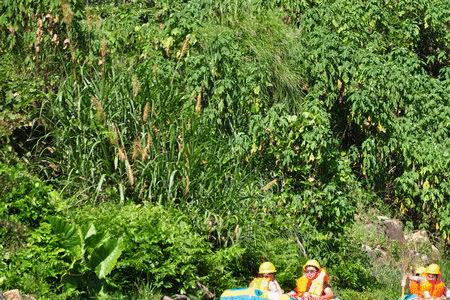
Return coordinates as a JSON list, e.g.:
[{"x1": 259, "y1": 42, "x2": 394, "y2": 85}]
[{"x1": 0, "y1": 0, "x2": 449, "y2": 298}]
